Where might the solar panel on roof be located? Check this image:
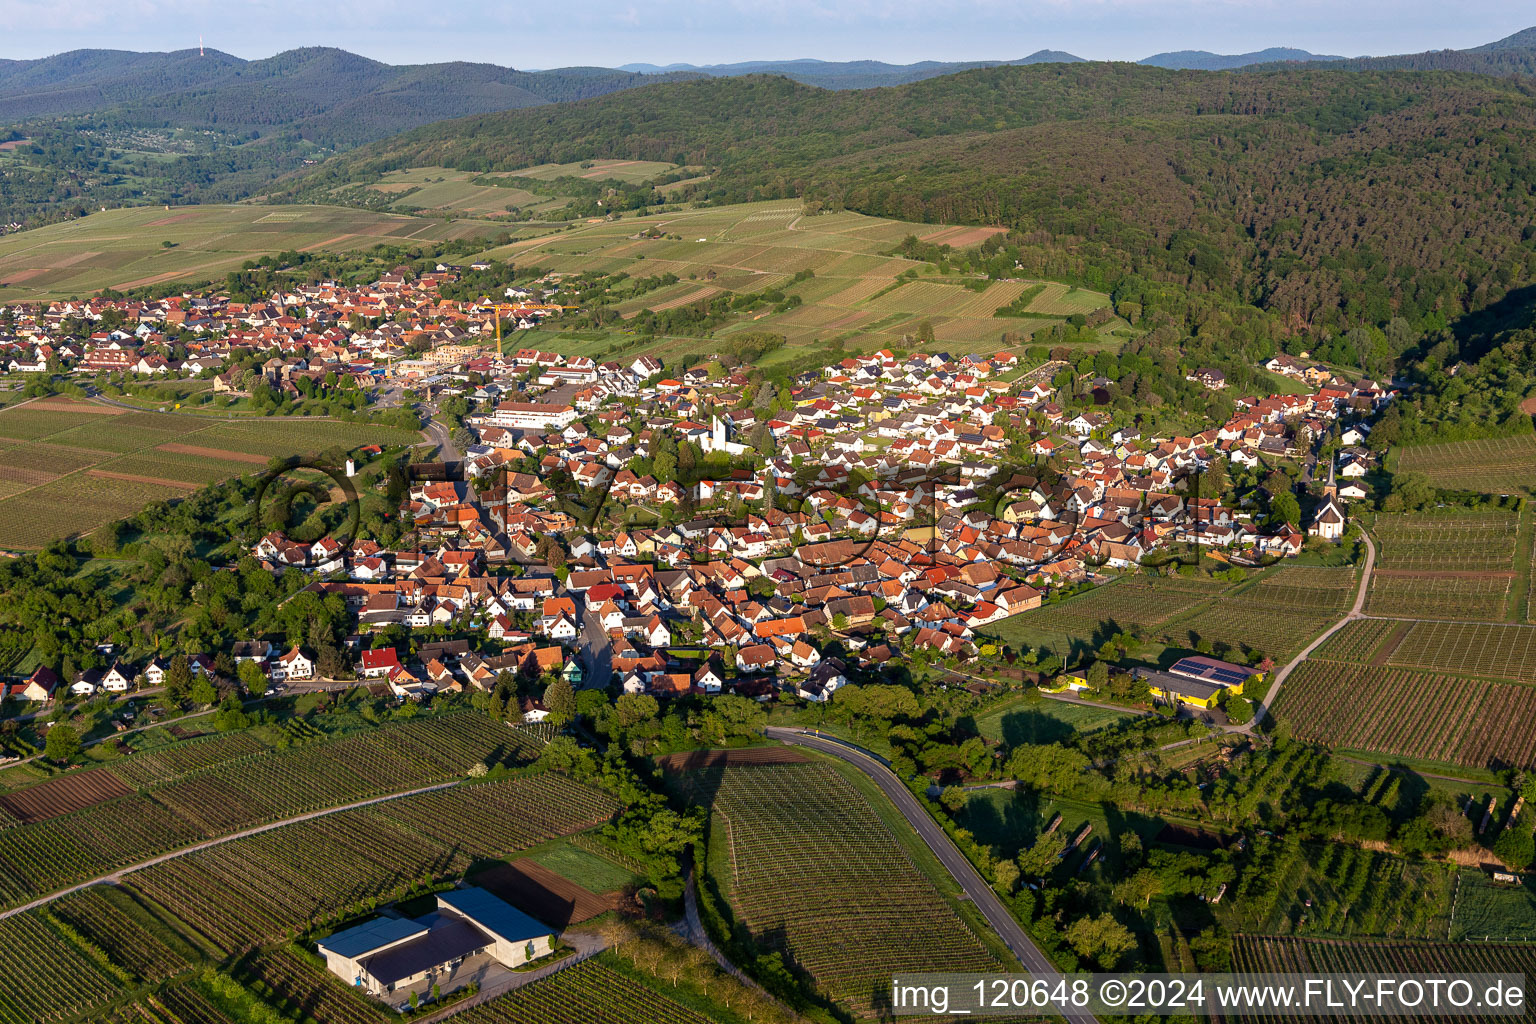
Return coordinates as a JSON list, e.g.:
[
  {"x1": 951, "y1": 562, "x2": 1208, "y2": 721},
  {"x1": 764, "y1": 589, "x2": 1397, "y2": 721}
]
[
  {"x1": 317, "y1": 917, "x2": 428, "y2": 960},
  {"x1": 1168, "y1": 656, "x2": 1250, "y2": 688}
]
